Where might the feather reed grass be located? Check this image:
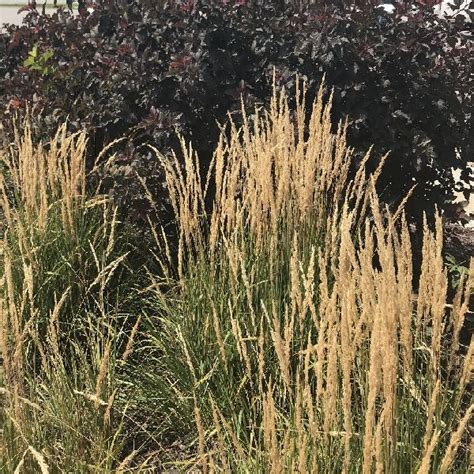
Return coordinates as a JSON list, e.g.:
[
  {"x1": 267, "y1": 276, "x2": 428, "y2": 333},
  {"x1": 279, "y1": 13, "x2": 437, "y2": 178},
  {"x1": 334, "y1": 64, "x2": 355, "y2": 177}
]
[
  {"x1": 0, "y1": 81, "x2": 471, "y2": 471},
  {"x1": 0, "y1": 124, "x2": 133, "y2": 471},
  {"x1": 139, "y1": 82, "x2": 473, "y2": 472}
]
